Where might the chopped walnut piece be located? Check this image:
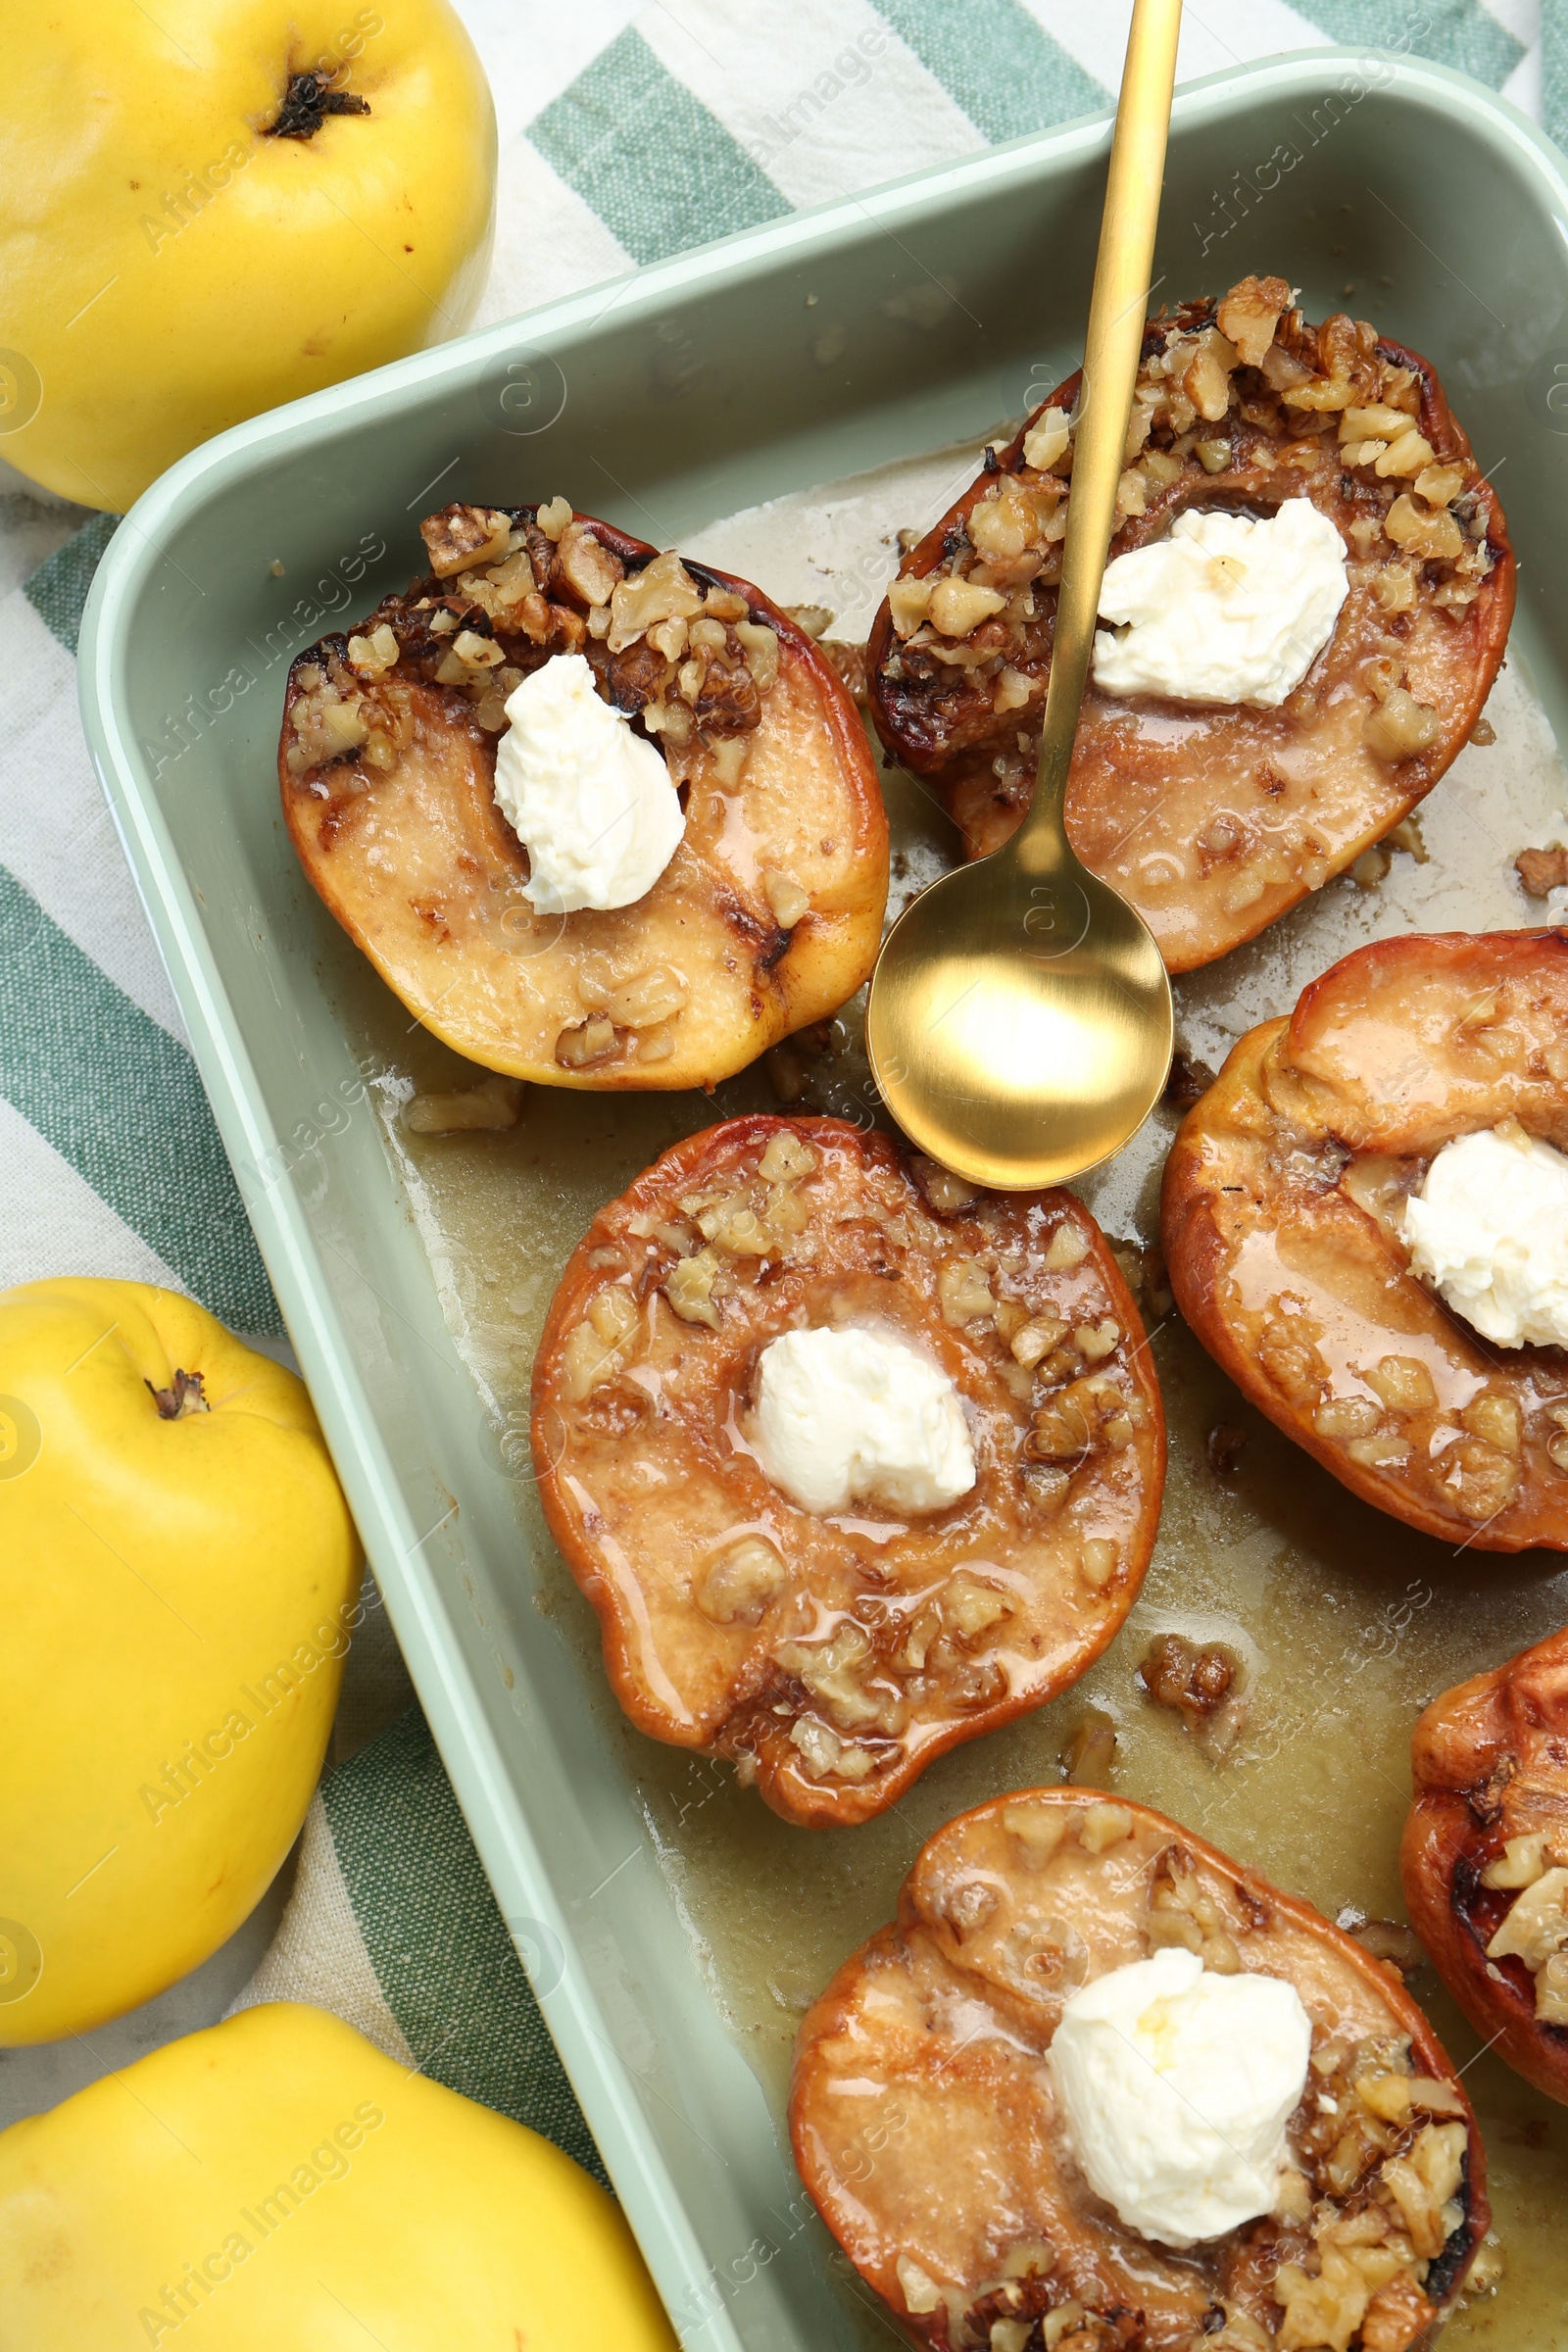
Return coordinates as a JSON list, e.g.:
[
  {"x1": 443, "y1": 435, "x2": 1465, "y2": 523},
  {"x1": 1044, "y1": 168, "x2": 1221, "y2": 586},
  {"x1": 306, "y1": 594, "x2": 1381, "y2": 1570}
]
[
  {"x1": 419, "y1": 502, "x2": 511, "y2": 577},
  {"x1": 1077, "y1": 1797, "x2": 1133, "y2": 1850},
  {"x1": 734, "y1": 618, "x2": 781, "y2": 693},
  {"x1": 1342, "y1": 1918, "x2": 1428, "y2": 1981},
  {"x1": 607, "y1": 549, "x2": 706, "y2": 655},
  {"x1": 1044, "y1": 1223, "x2": 1089, "y2": 1271},
  {"x1": 887, "y1": 574, "x2": 934, "y2": 638},
  {"x1": 908, "y1": 1155, "x2": 978, "y2": 1215},
  {"x1": 601, "y1": 966, "x2": 688, "y2": 1030},
  {"x1": 938, "y1": 1256, "x2": 994, "y2": 1325},
  {"x1": 662, "y1": 1247, "x2": 721, "y2": 1328},
  {"x1": 556, "y1": 519, "x2": 623, "y2": 606},
  {"x1": 1138, "y1": 1632, "x2": 1239, "y2": 1726},
  {"x1": 698, "y1": 1535, "x2": 789, "y2": 1626},
  {"x1": 1362, "y1": 686, "x2": 1444, "y2": 762},
  {"x1": 347, "y1": 620, "x2": 400, "y2": 676},
  {"x1": 1022, "y1": 407, "x2": 1070, "y2": 470},
  {"x1": 929, "y1": 577, "x2": 1006, "y2": 637},
  {"x1": 1027, "y1": 1374, "x2": 1135, "y2": 1460},
  {"x1": 555, "y1": 1013, "x2": 618, "y2": 1069},
  {"x1": 1147, "y1": 1844, "x2": 1243, "y2": 1971},
  {"x1": 561, "y1": 1286, "x2": 639, "y2": 1401},
  {"x1": 403, "y1": 1075, "x2": 523, "y2": 1134},
  {"x1": 1217, "y1": 273, "x2": 1292, "y2": 368},
  {"x1": 452, "y1": 627, "x2": 504, "y2": 668},
  {"x1": 1515, "y1": 843, "x2": 1568, "y2": 898},
  {"x1": 1060, "y1": 1709, "x2": 1117, "y2": 1787},
  {"x1": 761, "y1": 868, "x2": 810, "y2": 928}
]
